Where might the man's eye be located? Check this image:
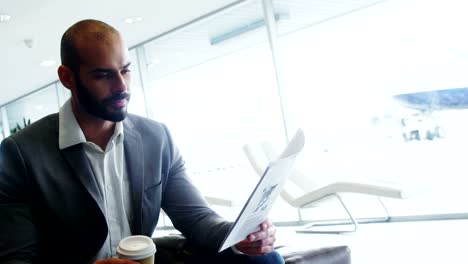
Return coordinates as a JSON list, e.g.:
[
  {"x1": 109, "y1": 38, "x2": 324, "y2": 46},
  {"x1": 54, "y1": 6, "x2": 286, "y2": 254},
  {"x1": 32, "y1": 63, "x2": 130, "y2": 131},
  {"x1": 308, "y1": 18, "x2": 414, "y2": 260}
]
[
  {"x1": 94, "y1": 74, "x2": 110, "y2": 79},
  {"x1": 122, "y1": 69, "x2": 131, "y2": 74}
]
